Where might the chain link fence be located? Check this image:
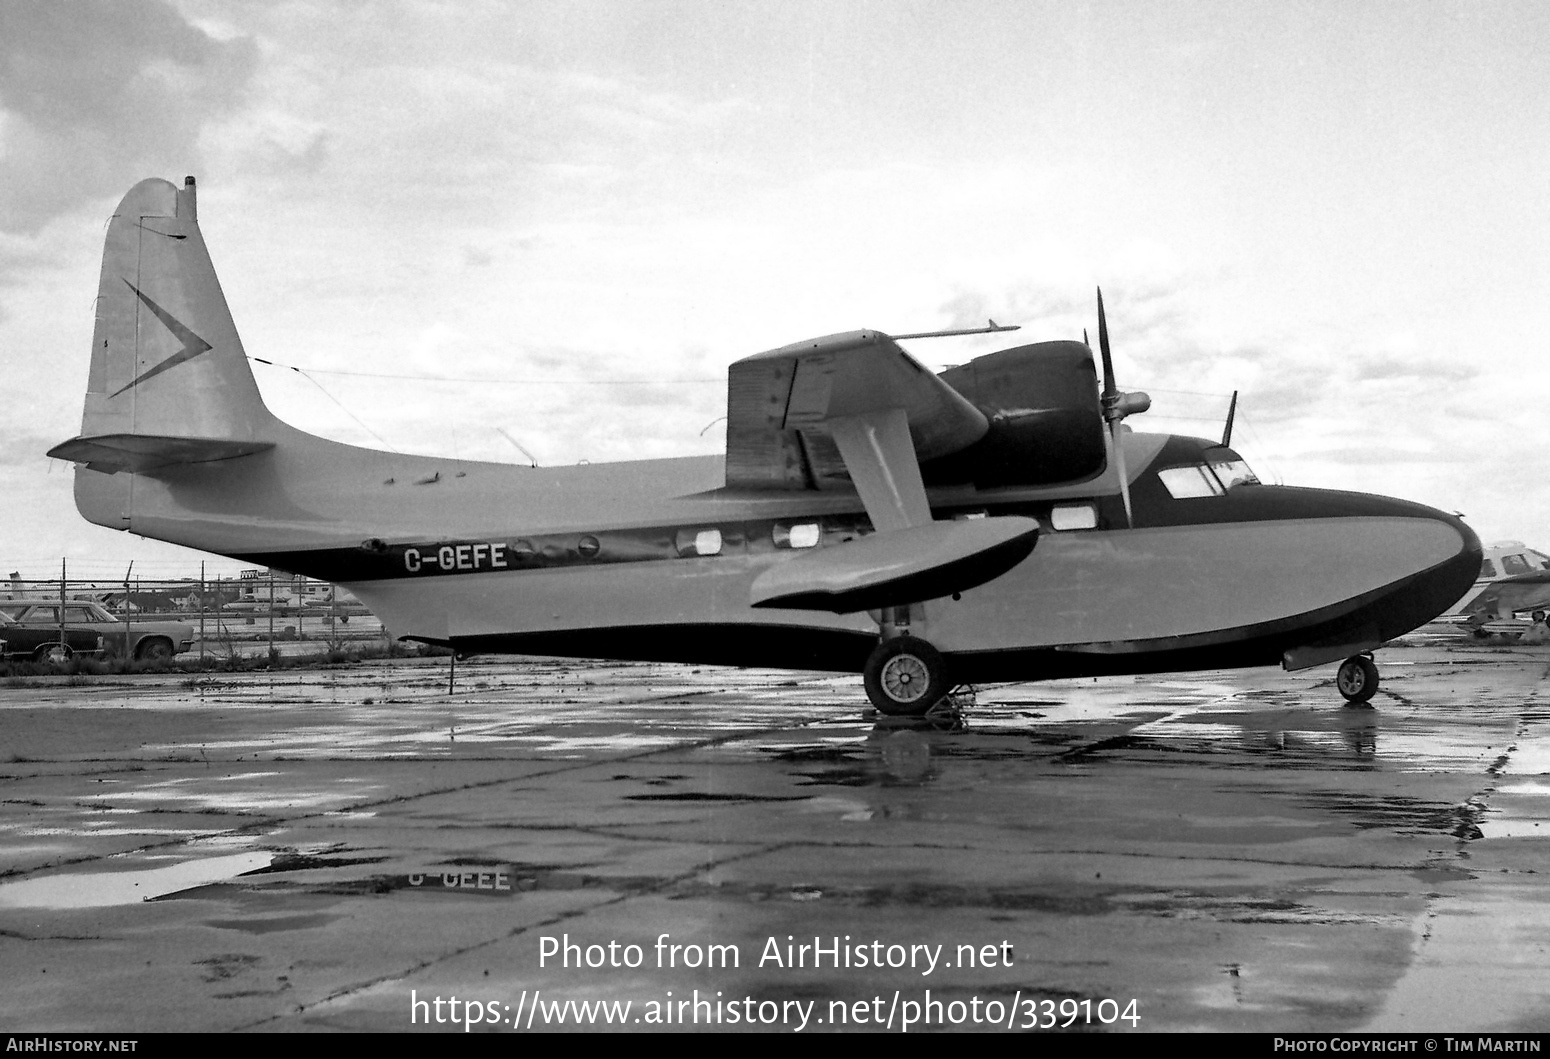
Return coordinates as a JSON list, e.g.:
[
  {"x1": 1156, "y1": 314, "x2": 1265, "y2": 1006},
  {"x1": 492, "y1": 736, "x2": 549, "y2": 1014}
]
[{"x1": 2, "y1": 569, "x2": 394, "y2": 662}]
